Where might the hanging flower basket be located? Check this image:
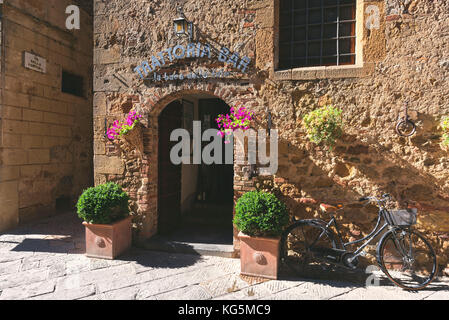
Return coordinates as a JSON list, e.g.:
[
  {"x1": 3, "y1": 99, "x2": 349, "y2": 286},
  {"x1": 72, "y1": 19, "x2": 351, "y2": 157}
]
[
  {"x1": 216, "y1": 105, "x2": 254, "y2": 144},
  {"x1": 121, "y1": 122, "x2": 143, "y2": 154},
  {"x1": 107, "y1": 110, "x2": 144, "y2": 154}
]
